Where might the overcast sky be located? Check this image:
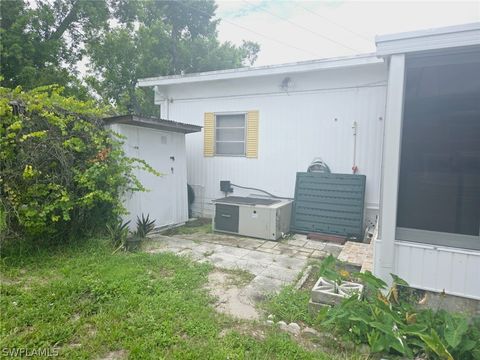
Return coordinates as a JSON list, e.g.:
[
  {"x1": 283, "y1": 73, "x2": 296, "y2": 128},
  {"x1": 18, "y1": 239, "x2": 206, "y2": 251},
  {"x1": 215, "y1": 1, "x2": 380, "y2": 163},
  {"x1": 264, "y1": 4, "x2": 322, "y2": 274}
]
[{"x1": 215, "y1": 1, "x2": 480, "y2": 66}]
